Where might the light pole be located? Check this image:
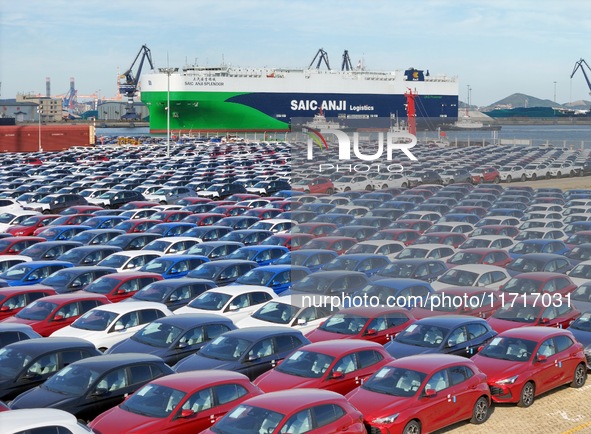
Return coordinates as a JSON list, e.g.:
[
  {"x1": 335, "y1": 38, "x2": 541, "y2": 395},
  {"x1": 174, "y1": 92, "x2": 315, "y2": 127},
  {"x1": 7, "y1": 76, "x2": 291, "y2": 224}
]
[
  {"x1": 553, "y1": 81, "x2": 557, "y2": 103},
  {"x1": 159, "y1": 67, "x2": 178, "y2": 158},
  {"x1": 37, "y1": 104, "x2": 43, "y2": 152}
]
